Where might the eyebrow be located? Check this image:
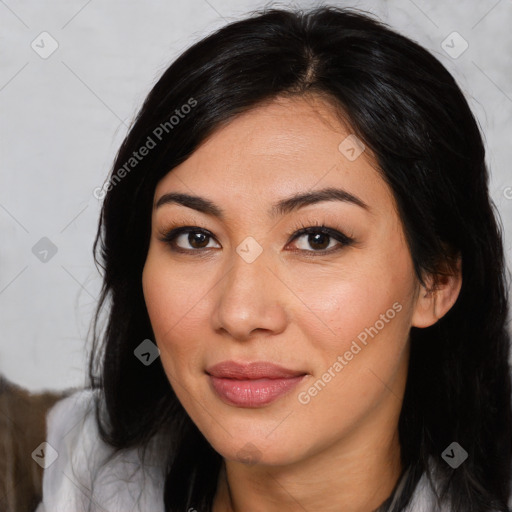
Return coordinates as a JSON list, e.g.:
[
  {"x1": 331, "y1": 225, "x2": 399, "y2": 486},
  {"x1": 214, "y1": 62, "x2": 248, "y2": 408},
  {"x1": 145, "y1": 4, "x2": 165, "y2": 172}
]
[{"x1": 155, "y1": 187, "x2": 370, "y2": 219}]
